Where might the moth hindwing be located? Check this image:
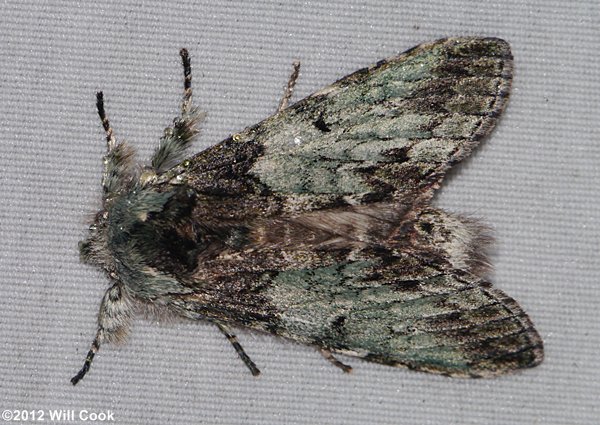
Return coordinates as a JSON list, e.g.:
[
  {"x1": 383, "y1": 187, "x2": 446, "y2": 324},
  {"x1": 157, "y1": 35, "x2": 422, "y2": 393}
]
[{"x1": 73, "y1": 38, "x2": 543, "y2": 384}]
